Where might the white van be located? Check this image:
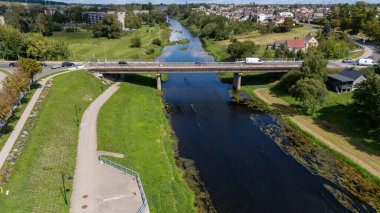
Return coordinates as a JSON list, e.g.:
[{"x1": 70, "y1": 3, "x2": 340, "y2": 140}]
[
  {"x1": 245, "y1": 58, "x2": 262, "y2": 64},
  {"x1": 357, "y1": 58, "x2": 376, "y2": 66}
]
